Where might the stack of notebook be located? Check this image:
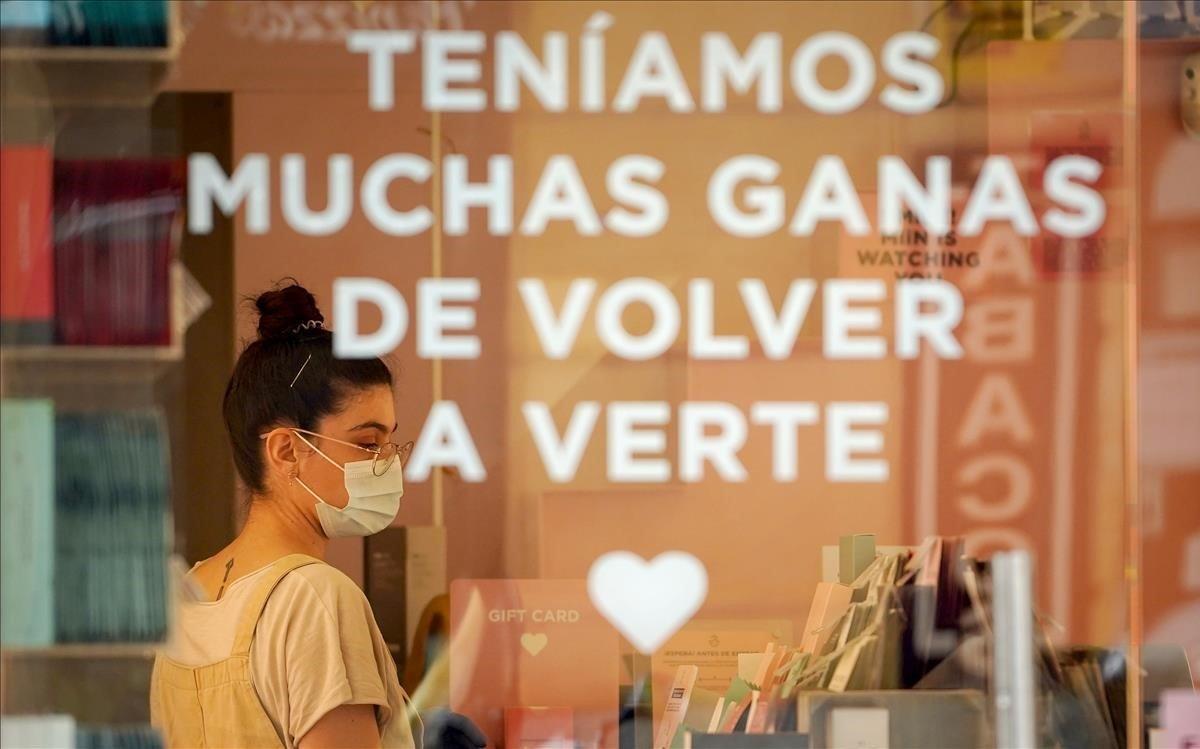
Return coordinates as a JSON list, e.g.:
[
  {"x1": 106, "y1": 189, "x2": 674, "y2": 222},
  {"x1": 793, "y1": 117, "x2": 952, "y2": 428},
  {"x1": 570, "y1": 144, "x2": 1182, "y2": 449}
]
[
  {"x1": 52, "y1": 159, "x2": 180, "y2": 347},
  {"x1": 54, "y1": 409, "x2": 170, "y2": 643},
  {"x1": 0, "y1": 0, "x2": 168, "y2": 47},
  {"x1": 76, "y1": 725, "x2": 164, "y2": 749}
]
